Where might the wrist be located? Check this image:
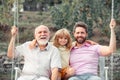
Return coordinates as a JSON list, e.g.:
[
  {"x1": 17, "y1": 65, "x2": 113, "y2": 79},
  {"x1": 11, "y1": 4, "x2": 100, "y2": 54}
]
[
  {"x1": 11, "y1": 36, "x2": 16, "y2": 40},
  {"x1": 110, "y1": 28, "x2": 115, "y2": 31}
]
